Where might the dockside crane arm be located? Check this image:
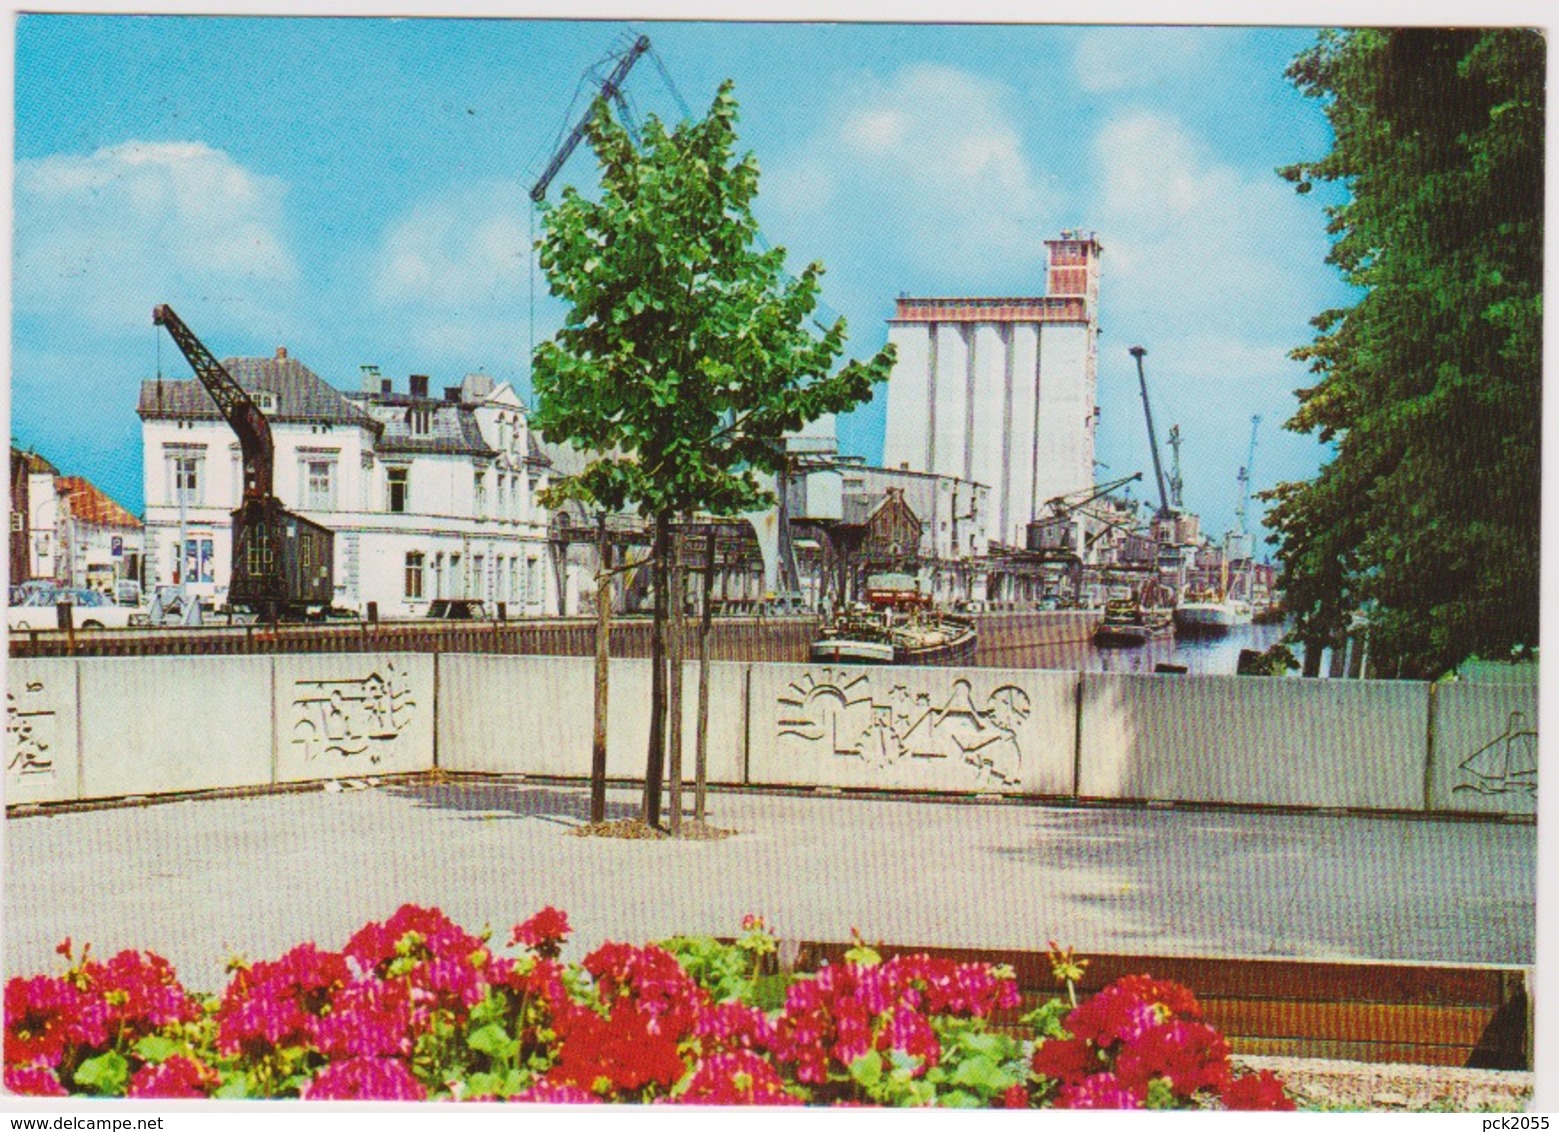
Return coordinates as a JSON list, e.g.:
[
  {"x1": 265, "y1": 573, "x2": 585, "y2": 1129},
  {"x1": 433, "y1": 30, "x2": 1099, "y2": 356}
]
[
  {"x1": 1129, "y1": 346, "x2": 1173, "y2": 519},
  {"x1": 153, "y1": 304, "x2": 274, "y2": 501},
  {"x1": 529, "y1": 34, "x2": 652, "y2": 203},
  {"x1": 1236, "y1": 414, "x2": 1262, "y2": 535},
  {"x1": 1043, "y1": 471, "x2": 1143, "y2": 518}
]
